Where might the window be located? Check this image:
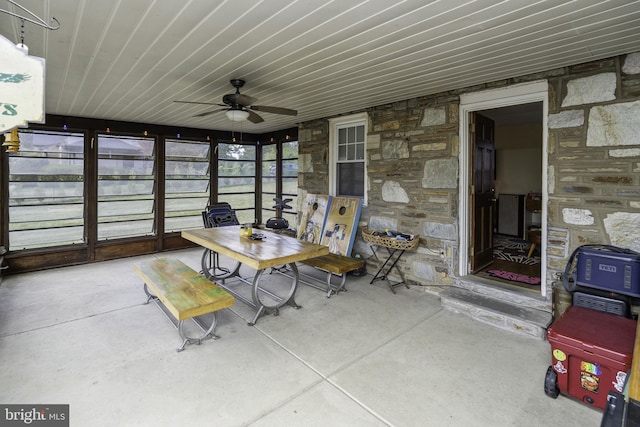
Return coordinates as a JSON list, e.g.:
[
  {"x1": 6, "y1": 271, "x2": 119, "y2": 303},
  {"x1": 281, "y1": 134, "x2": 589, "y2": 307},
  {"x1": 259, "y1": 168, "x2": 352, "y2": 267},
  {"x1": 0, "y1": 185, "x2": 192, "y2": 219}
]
[
  {"x1": 261, "y1": 144, "x2": 277, "y2": 222},
  {"x1": 217, "y1": 142, "x2": 255, "y2": 224},
  {"x1": 164, "y1": 139, "x2": 210, "y2": 232},
  {"x1": 97, "y1": 134, "x2": 155, "y2": 240},
  {"x1": 7, "y1": 130, "x2": 85, "y2": 249},
  {"x1": 261, "y1": 140, "x2": 298, "y2": 226},
  {"x1": 330, "y1": 113, "x2": 367, "y2": 201},
  {"x1": 281, "y1": 140, "x2": 299, "y2": 226}
]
